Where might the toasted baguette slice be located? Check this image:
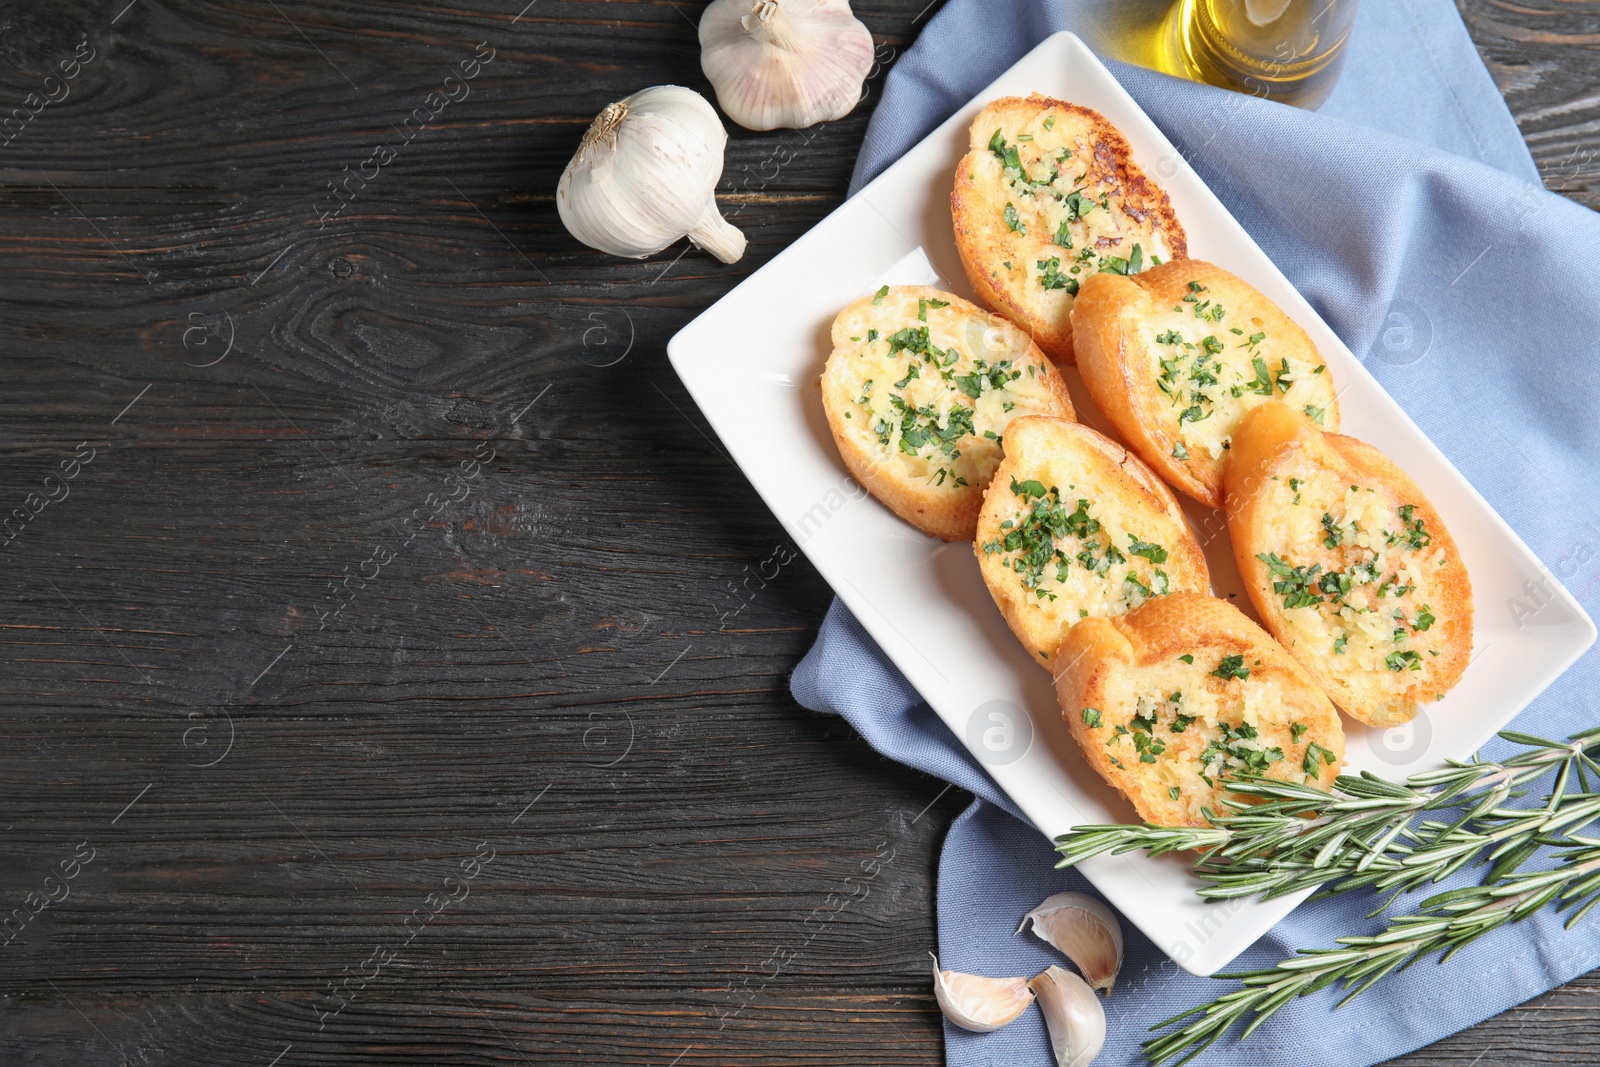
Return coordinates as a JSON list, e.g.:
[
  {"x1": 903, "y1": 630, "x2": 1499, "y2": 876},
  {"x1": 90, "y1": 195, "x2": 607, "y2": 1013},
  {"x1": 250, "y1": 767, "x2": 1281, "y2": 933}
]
[
  {"x1": 821, "y1": 286, "x2": 1077, "y2": 541},
  {"x1": 1224, "y1": 402, "x2": 1472, "y2": 727},
  {"x1": 951, "y1": 95, "x2": 1187, "y2": 365},
  {"x1": 1056, "y1": 593, "x2": 1344, "y2": 826},
  {"x1": 975, "y1": 415, "x2": 1209, "y2": 668},
  {"x1": 1073, "y1": 260, "x2": 1340, "y2": 508}
]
